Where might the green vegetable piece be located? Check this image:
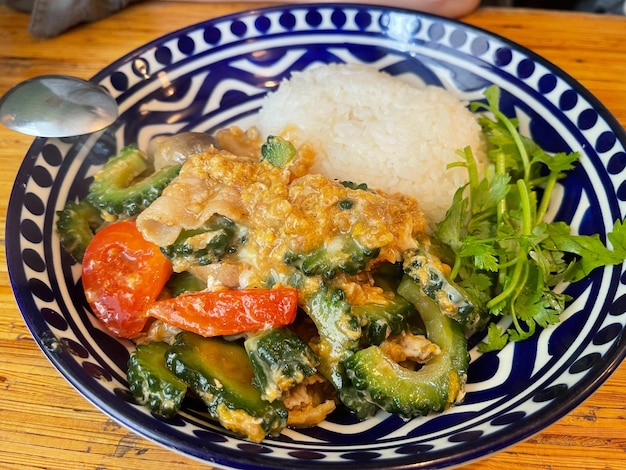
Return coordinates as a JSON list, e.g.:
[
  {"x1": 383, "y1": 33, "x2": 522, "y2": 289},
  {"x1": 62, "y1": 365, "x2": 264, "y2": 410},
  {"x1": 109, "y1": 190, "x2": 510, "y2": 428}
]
[
  {"x1": 338, "y1": 385, "x2": 379, "y2": 419},
  {"x1": 127, "y1": 342, "x2": 187, "y2": 418},
  {"x1": 161, "y1": 214, "x2": 243, "y2": 269},
  {"x1": 260, "y1": 135, "x2": 297, "y2": 169},
  {"x1": 338, "y1": 199, "x2": 354, "y2": 210},
  {"x1": 165, "y1": 332, "x2": 287, "y2": 442},
  {"x1": 285, "y1": 235, "x2": 381, "y2": 279},
  {"x1": 352, "y1": 295, "x2": 416, "y2": 346},
  {"x1": 340, "y1": 181, "x2": 370, "y2": 191},
  {"x1": 56, "y1": 198, "x2": 104, "y2": 262},
  {"x1": 369, "y1": 261, "x2": 404, "y2": 289},
  {"x1": 350, "y1": 263, "x2": 416, "y2": 345},
  {"x1": 402, "y1": 247, "x2": 482, "y2": 335},
  {"x1": 165, "y1": 271, "x2": 206, "y2": 297},
  {"x1": 244, "y1": 327, "x2": 319, "y2": 402},
  {"x1": 344, "y1": 275, "x2": 469, "y2": 419},
  {"x1": 87, "y1": 144, "x2": 181, "y2": 217},
  {"x1": 301, "y1": 284, "x2": 361, "y2": 389}
]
